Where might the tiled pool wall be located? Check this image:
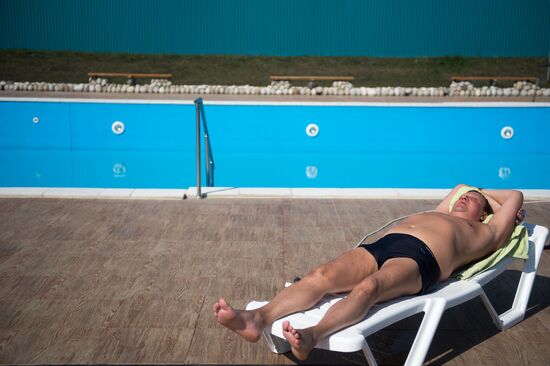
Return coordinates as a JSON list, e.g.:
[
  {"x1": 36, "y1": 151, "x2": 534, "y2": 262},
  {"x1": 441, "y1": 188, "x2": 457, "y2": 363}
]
[{"x1": 1, "y1": 98, "x2": 550, "y2": 195}]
